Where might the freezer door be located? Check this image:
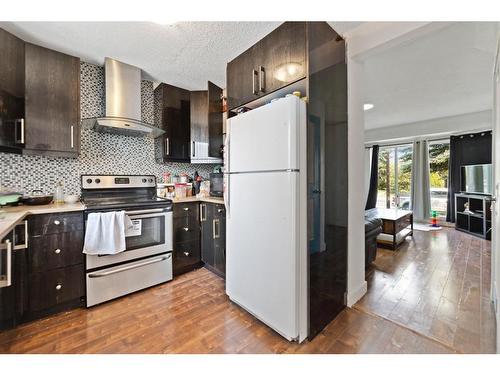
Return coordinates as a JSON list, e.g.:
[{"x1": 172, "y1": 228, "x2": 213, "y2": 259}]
[
  {"x1": 226, "y1": 171, "x2": 304, "y2": 340},
  {"x1": 227, "y1": 96, "x2": 305, "y2": 172}
]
